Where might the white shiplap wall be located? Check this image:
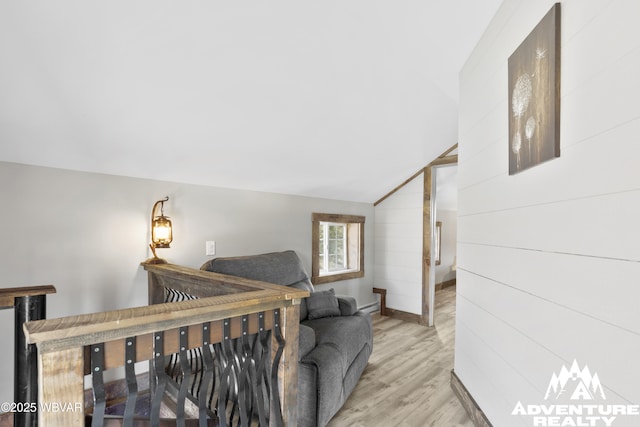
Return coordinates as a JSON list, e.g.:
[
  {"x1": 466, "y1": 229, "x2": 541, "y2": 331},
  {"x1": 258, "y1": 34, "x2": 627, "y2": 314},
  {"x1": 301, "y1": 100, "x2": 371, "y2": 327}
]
[
  {"x1": 456, "y1": 1, "x2": 640, "y2": 426},
  {"x1": 374, "y1": 174, "x2": 424, "y2": 314}
]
